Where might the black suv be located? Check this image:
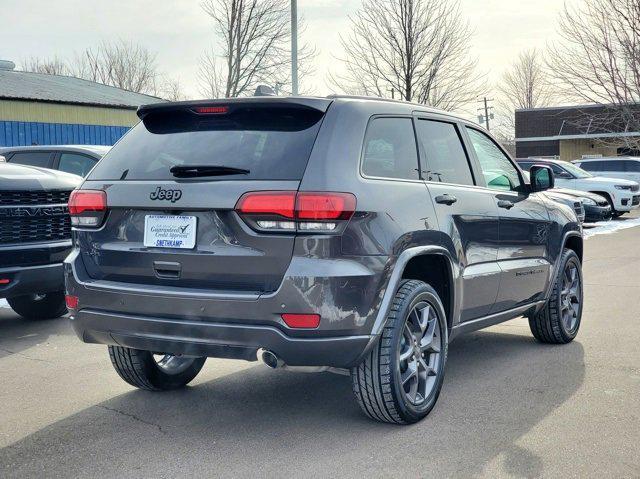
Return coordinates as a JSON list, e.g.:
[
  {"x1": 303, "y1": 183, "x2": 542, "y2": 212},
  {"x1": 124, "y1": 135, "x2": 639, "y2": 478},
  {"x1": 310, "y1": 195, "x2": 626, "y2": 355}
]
[
  {"x1": 1, "y1": 161, "x2": 80, "y2": 319},
  {"x1": 65, "y1": 97, "x2": 583, "y2": 424}
]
